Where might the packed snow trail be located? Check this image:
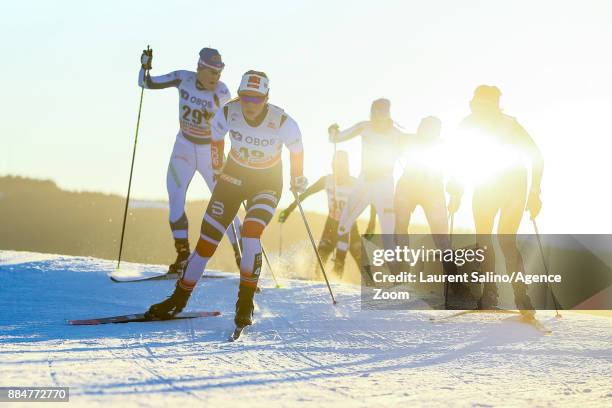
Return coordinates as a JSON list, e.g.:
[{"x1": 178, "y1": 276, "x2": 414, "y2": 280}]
[{"x1": 1, "y1": 250, "x2": 611, "y2": 407}]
